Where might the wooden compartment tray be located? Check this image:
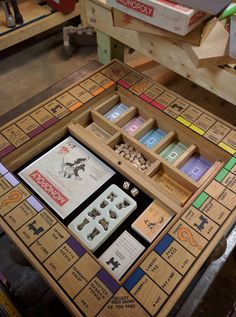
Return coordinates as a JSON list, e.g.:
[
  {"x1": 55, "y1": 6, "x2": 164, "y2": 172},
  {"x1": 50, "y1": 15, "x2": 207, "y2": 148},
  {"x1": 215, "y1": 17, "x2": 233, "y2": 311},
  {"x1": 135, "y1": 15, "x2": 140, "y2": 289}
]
[{"x1": 0, "y1": 60, "x2": 236, "y2": 317}]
